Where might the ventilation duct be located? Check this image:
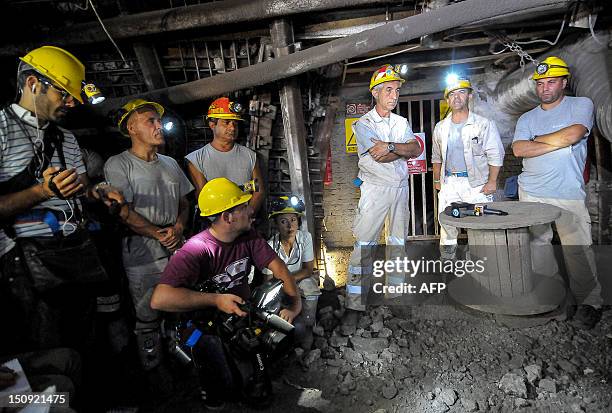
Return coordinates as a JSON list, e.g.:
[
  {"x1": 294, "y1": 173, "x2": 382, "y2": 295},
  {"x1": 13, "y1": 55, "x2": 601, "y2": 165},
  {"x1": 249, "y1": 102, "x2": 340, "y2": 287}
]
[{"x1": 478, "y1": 32, "x2": 612, "y2": 143}]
